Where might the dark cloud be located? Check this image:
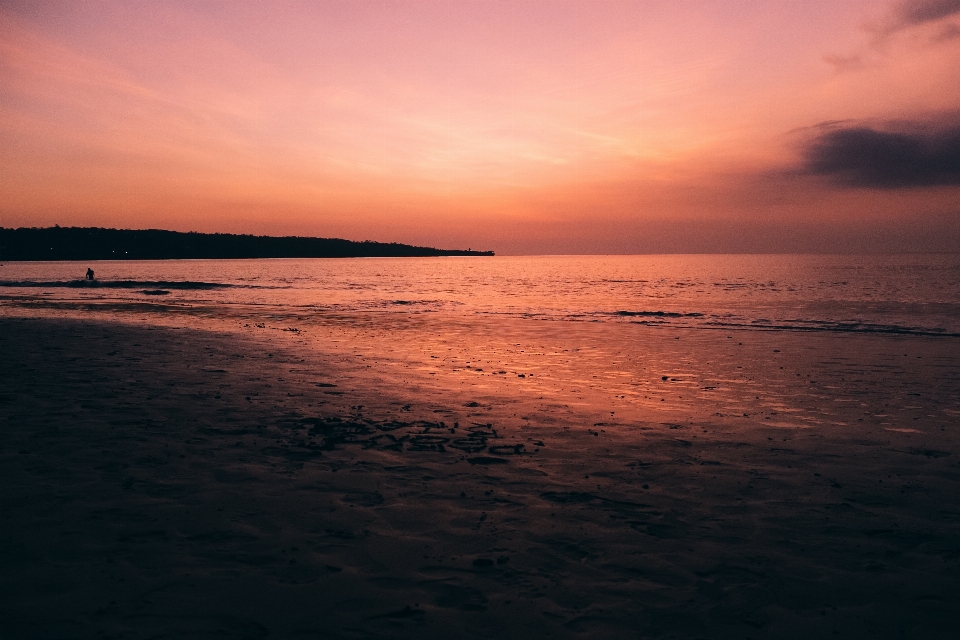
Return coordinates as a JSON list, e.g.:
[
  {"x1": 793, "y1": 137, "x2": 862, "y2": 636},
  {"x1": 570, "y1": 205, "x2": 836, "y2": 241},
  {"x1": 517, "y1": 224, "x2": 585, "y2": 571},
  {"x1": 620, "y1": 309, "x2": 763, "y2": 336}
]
[
  {"x1": 896, "y1": 0, "x2": 960, "y2": 27},
  {"x1": 802, "y1": 122, "x2": 960, "y2": 188},
  {"x1": 876, "y1": 0, "x2": 960, "y2": 38}
]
